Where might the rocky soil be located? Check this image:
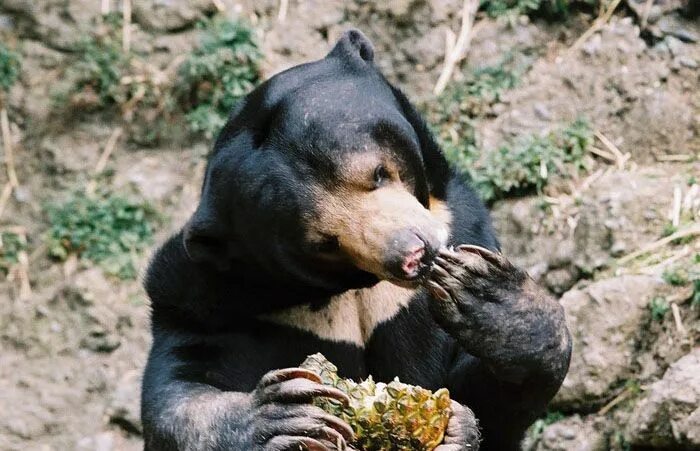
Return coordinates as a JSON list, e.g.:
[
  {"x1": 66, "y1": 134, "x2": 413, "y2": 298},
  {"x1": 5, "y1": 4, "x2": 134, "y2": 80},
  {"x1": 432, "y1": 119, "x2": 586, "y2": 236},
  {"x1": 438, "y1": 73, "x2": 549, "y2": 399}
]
[{"x1": 0, "y1": 1, "x2": 698, "y2": 450}]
